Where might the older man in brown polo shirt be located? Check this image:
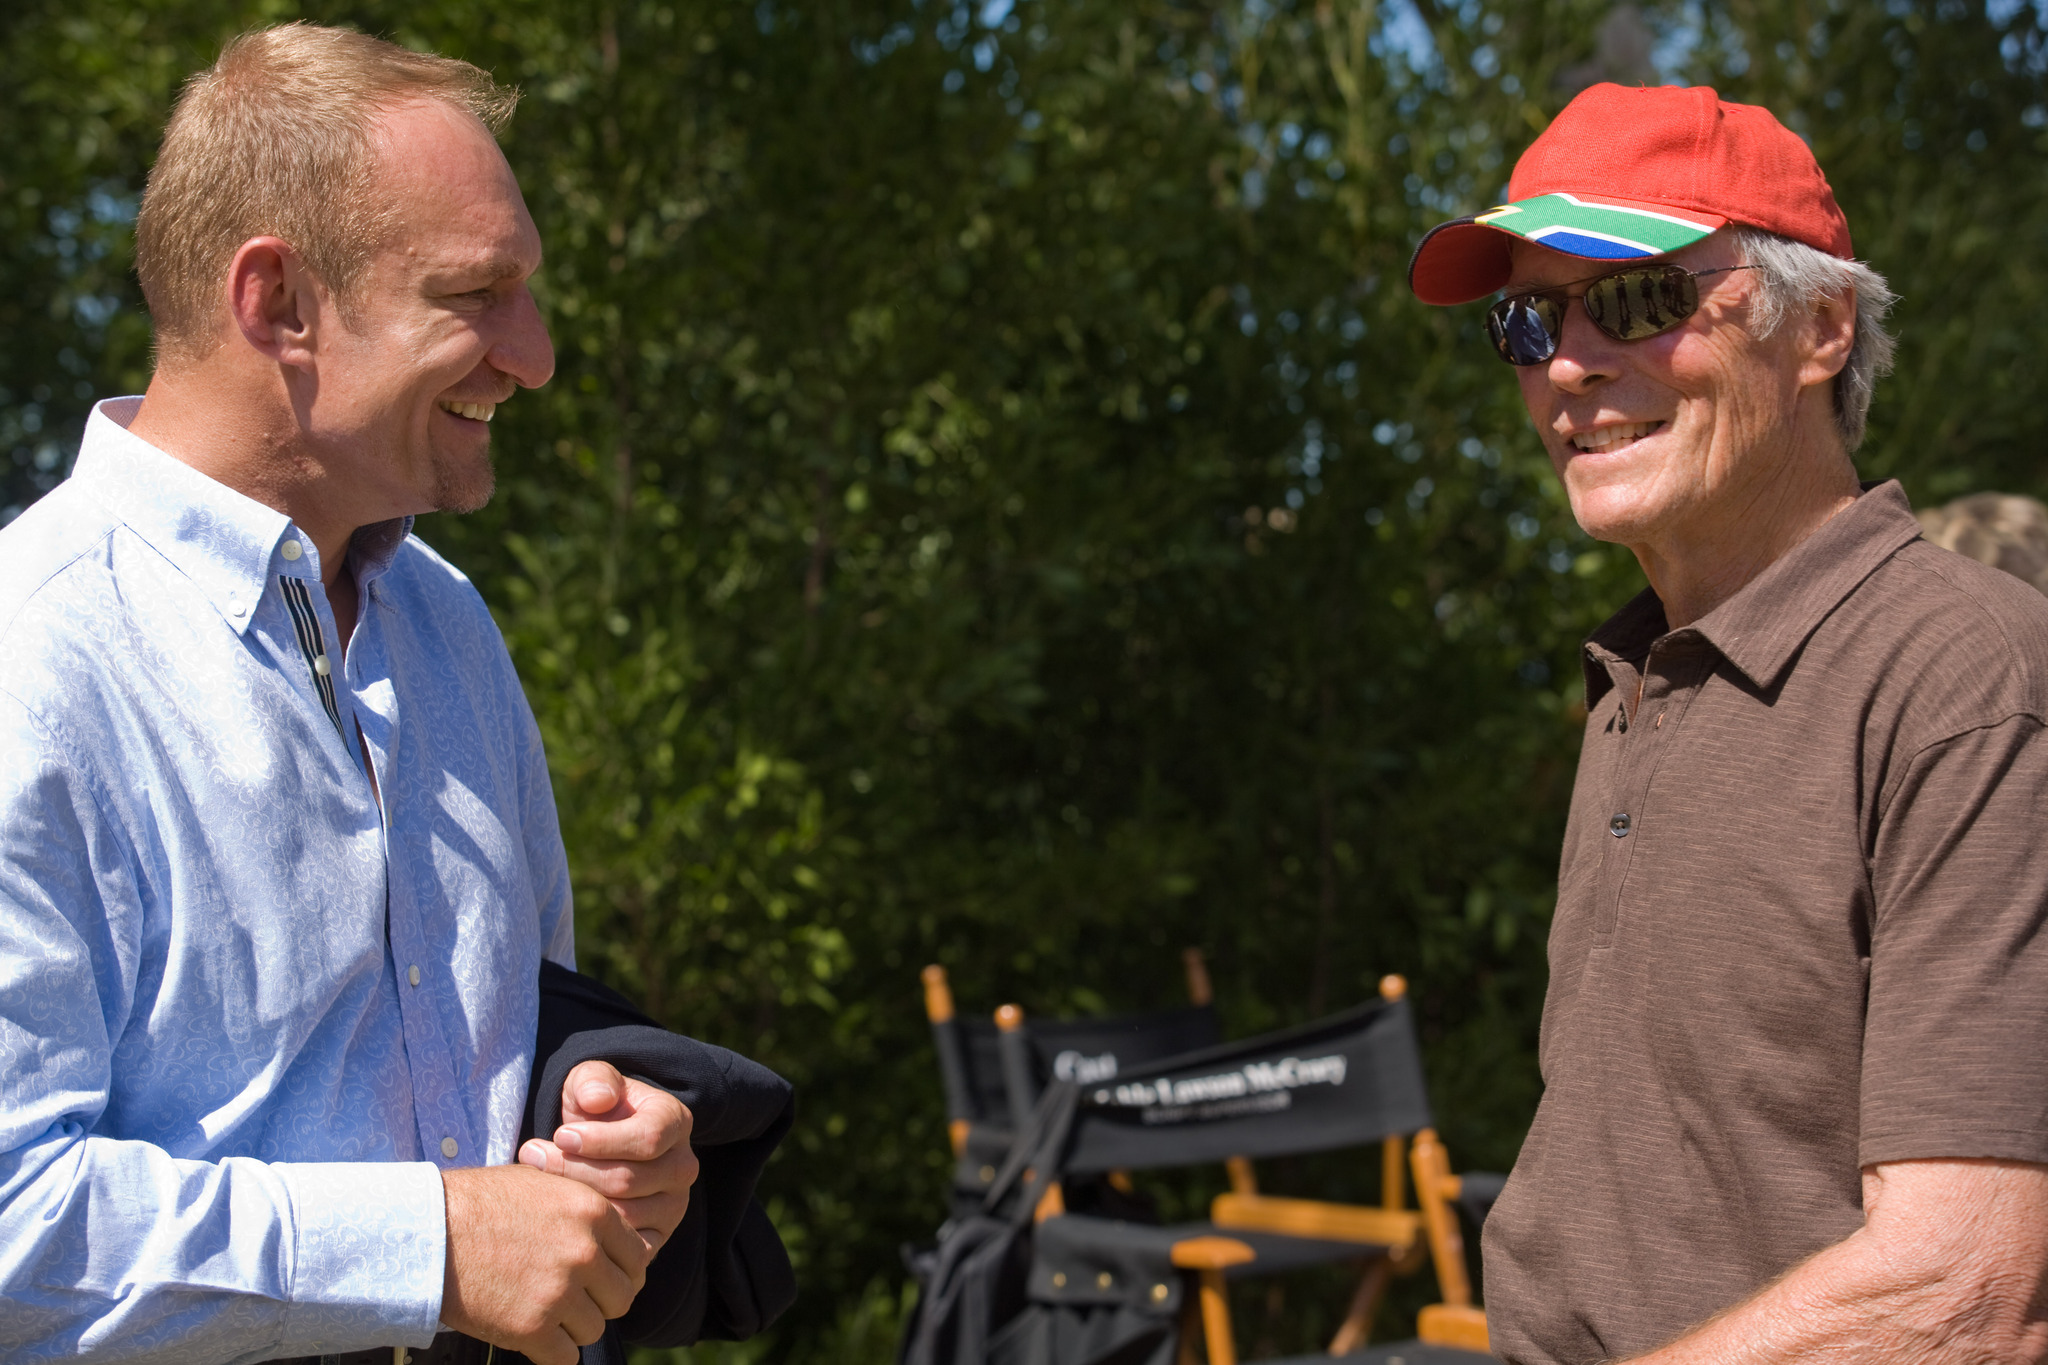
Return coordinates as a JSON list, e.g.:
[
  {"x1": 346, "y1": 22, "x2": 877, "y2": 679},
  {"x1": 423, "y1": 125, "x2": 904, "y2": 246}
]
[{"x1": 1409, "y1": 84, "x2": 2048, "y2": 1364}]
